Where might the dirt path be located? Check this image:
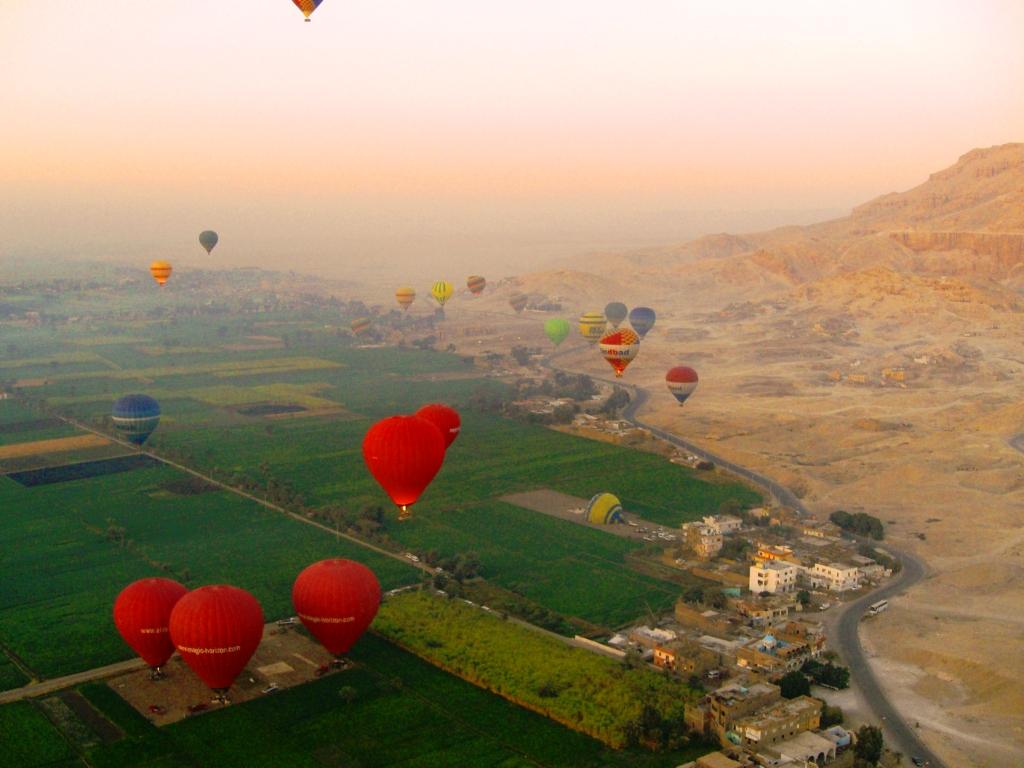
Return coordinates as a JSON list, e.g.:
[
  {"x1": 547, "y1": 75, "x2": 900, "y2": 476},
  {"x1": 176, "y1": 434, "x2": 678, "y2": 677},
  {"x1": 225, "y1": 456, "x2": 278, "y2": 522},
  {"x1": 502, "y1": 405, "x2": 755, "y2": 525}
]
[{"x1": 0, "y1": 659, "x2": 146, "y2": 705}]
